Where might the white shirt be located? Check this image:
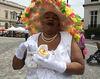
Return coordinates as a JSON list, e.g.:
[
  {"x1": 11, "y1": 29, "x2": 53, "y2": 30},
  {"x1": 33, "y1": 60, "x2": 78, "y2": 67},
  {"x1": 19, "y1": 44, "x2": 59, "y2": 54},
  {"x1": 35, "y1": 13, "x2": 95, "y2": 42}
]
[{"x1": 25, "y1": 32, "x2": 73, "y2": 79}]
